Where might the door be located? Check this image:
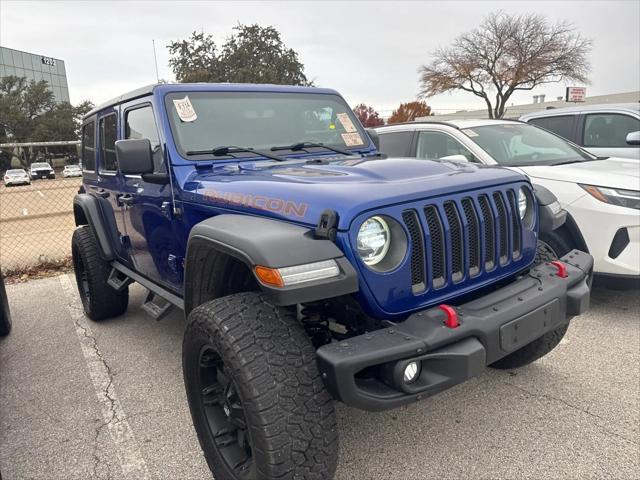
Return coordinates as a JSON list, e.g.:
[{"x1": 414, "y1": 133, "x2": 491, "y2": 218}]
[
  {"x1": 120, "y1": 103, "x2": 182, "y2": 291},
  {"x1": 83, "y1": 114, "x2": 128, "y2": 262}
]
